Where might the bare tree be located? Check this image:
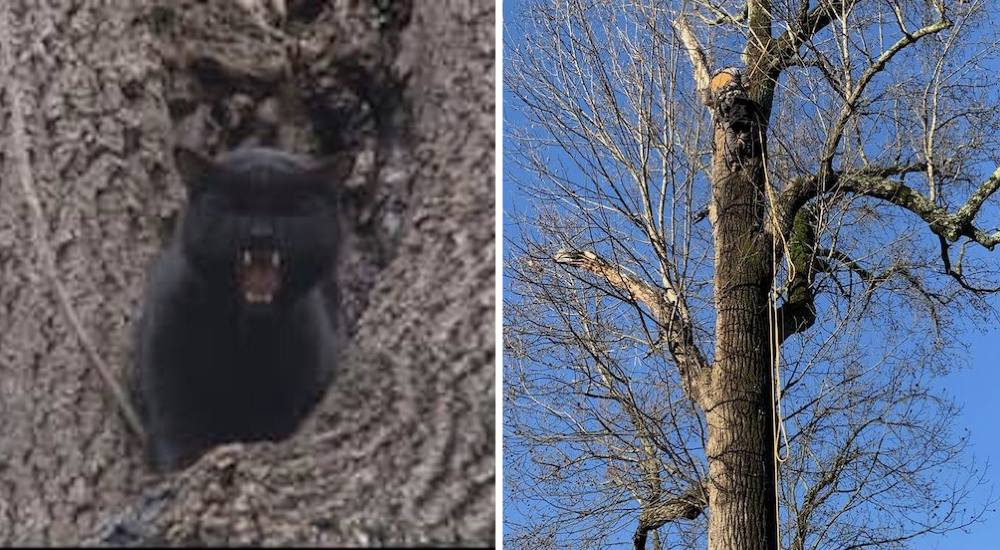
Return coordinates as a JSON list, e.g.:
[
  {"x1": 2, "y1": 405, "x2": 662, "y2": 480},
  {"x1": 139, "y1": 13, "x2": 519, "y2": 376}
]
[{"x1": 503, "y1": 0, "x2": 999, "y2": 549}]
